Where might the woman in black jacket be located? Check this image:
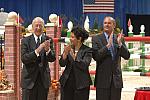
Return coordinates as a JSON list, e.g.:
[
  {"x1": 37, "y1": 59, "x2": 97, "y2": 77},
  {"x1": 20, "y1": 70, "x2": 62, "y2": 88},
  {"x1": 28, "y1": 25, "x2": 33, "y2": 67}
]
[{"x1": 59, "y1": 27, "x2": 92, "y2": 100}]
